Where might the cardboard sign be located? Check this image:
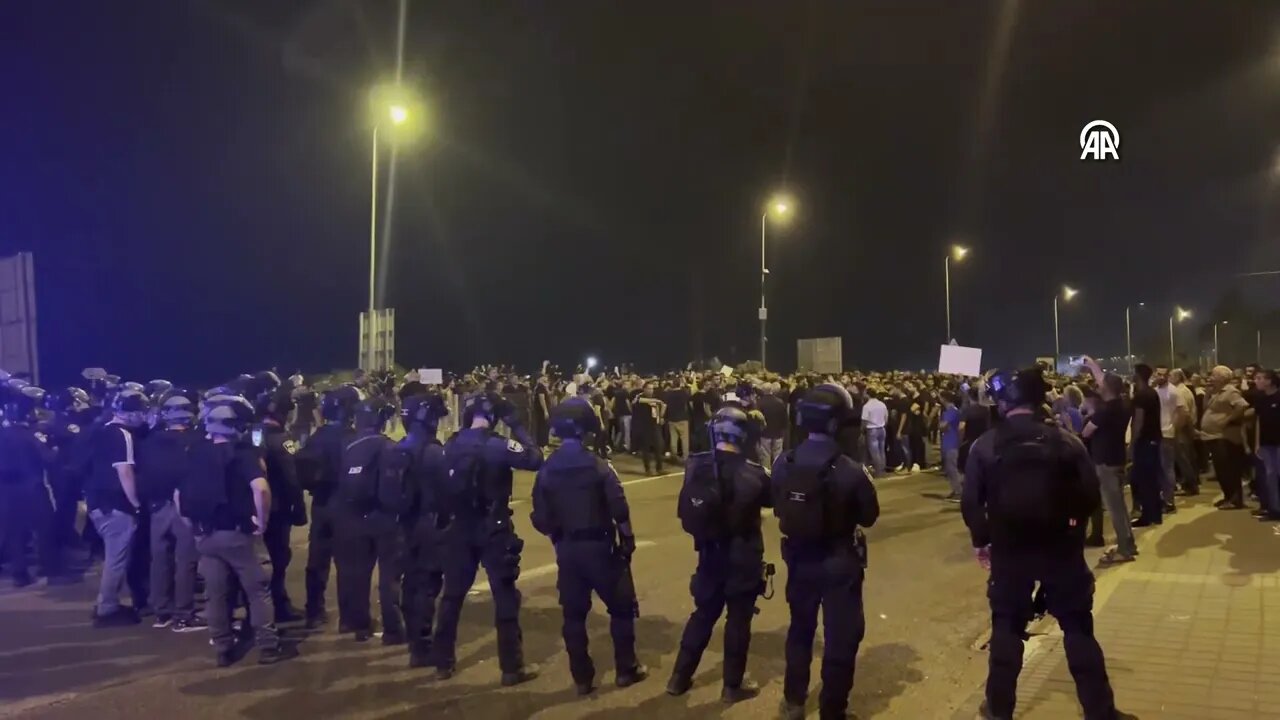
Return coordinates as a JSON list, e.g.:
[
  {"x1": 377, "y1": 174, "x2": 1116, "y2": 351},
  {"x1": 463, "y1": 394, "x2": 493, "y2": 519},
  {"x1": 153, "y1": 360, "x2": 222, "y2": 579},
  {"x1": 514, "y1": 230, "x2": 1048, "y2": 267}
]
[
  {"x1": 720, "y1": 365, "x2": 734, "y2": 377},
  {"x1": 419, "y1": 368, "x2": 444, "y2": 385},
  {"x1": 938, "y1": 345, "x2": 982, "y2": 377}
]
